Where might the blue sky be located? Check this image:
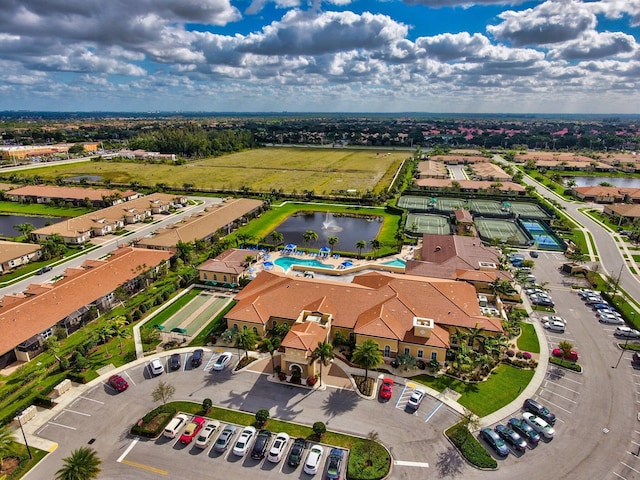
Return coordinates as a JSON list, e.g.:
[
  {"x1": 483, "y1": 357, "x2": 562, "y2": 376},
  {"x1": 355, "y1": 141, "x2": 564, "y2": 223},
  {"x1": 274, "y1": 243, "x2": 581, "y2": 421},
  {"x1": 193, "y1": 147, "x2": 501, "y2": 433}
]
[{"x1": 1, "y1": 0, "x2": 639, "y2": 113}]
